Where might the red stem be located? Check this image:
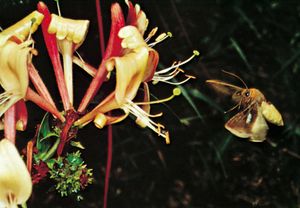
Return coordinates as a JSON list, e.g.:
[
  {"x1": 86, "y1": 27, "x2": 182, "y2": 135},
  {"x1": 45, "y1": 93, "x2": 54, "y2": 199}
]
[
  {"x1": 57, "y1": 110, "x2": 78, "y2": 156},
  {"x1": 95, "y1": 2, "x2": 114, "y2": 208},
  {"x1": 96, "y1": 0, "x2": 105, "y2": 58},
  {"x1": 4, "y1": 105, "x2": 16, "y2": 143},
  {"x1": 37, "y1": 1, "x2": 71, "y2": 111},
  {"x1": 28, "y1": 63, "x2": 57, "y2": 108},
  {"x1": 103, "y1": 125, "x2": 112, "y2": 208},
  {"x1": 26, "y1": 88, "x2": 65, "y2": 122}
]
